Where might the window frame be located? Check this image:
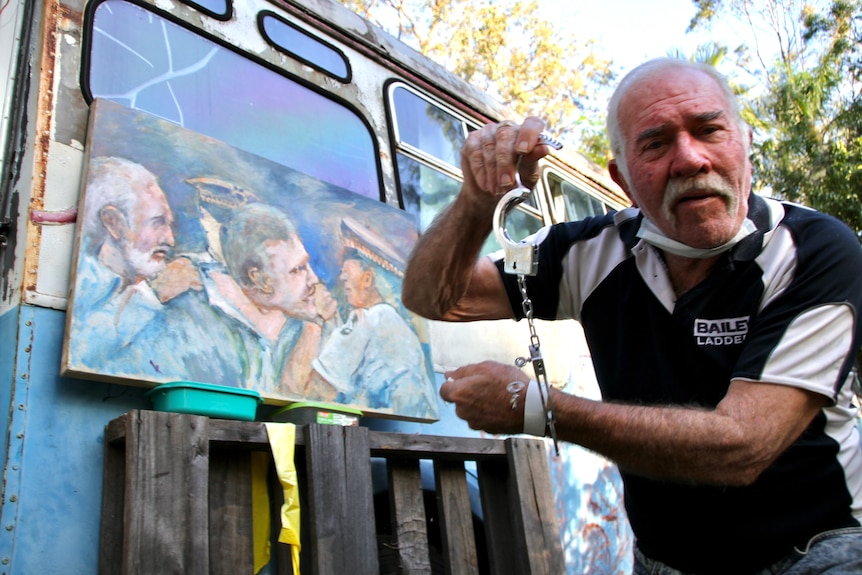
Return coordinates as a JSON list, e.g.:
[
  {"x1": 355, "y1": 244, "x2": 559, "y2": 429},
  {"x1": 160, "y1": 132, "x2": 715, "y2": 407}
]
[
  {"x1": 79, "y1": 0, "x2": 384, "y2": 201},
  {"x1": 386, "y1": 80, "x2": 545, "y2": 228}
]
